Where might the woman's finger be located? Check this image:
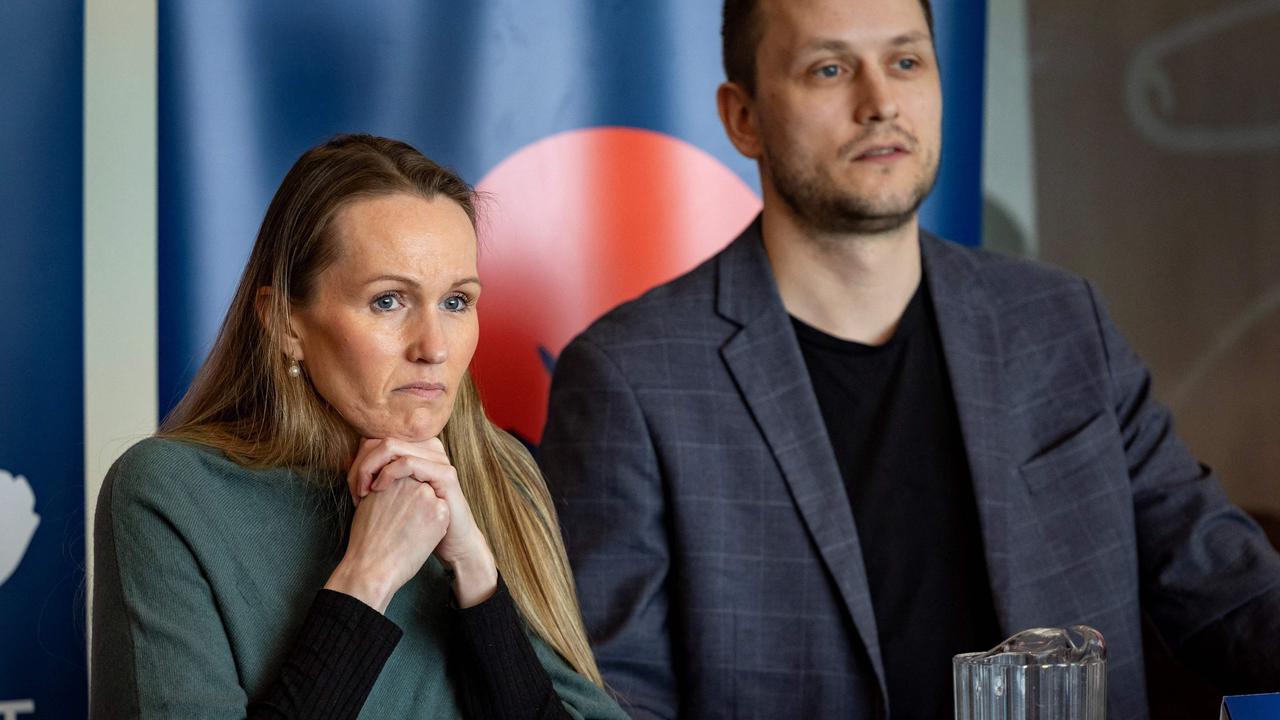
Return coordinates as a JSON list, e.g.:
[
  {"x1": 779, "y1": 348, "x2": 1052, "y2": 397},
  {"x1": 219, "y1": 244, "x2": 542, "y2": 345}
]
[
  {"x1": 350, "y1": 439, "x2": 414, "y2": 499},
  {"x1": 349, "y1": 437, "x2": 450, "y2": 500},
  {"x1": 371, "y1": 455, "x2": 457, "y2": 496},
  {"x1": 350, "y1": 440, "x2": 404, "y2": 498}
]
